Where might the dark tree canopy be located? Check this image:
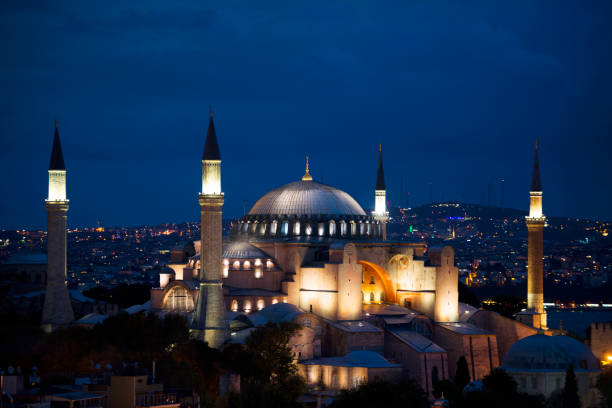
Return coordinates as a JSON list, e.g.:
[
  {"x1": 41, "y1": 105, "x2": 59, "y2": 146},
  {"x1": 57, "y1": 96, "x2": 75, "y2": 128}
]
[
  {"x1": 329, "y1": 379, "x2": 428, "y2": 408},
  {"x1": 563, "y1": 365, "x2": 580, "y2": 408},
  {"x1": 455, "y1": 356, "x2": 471, "y2": 390}
]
